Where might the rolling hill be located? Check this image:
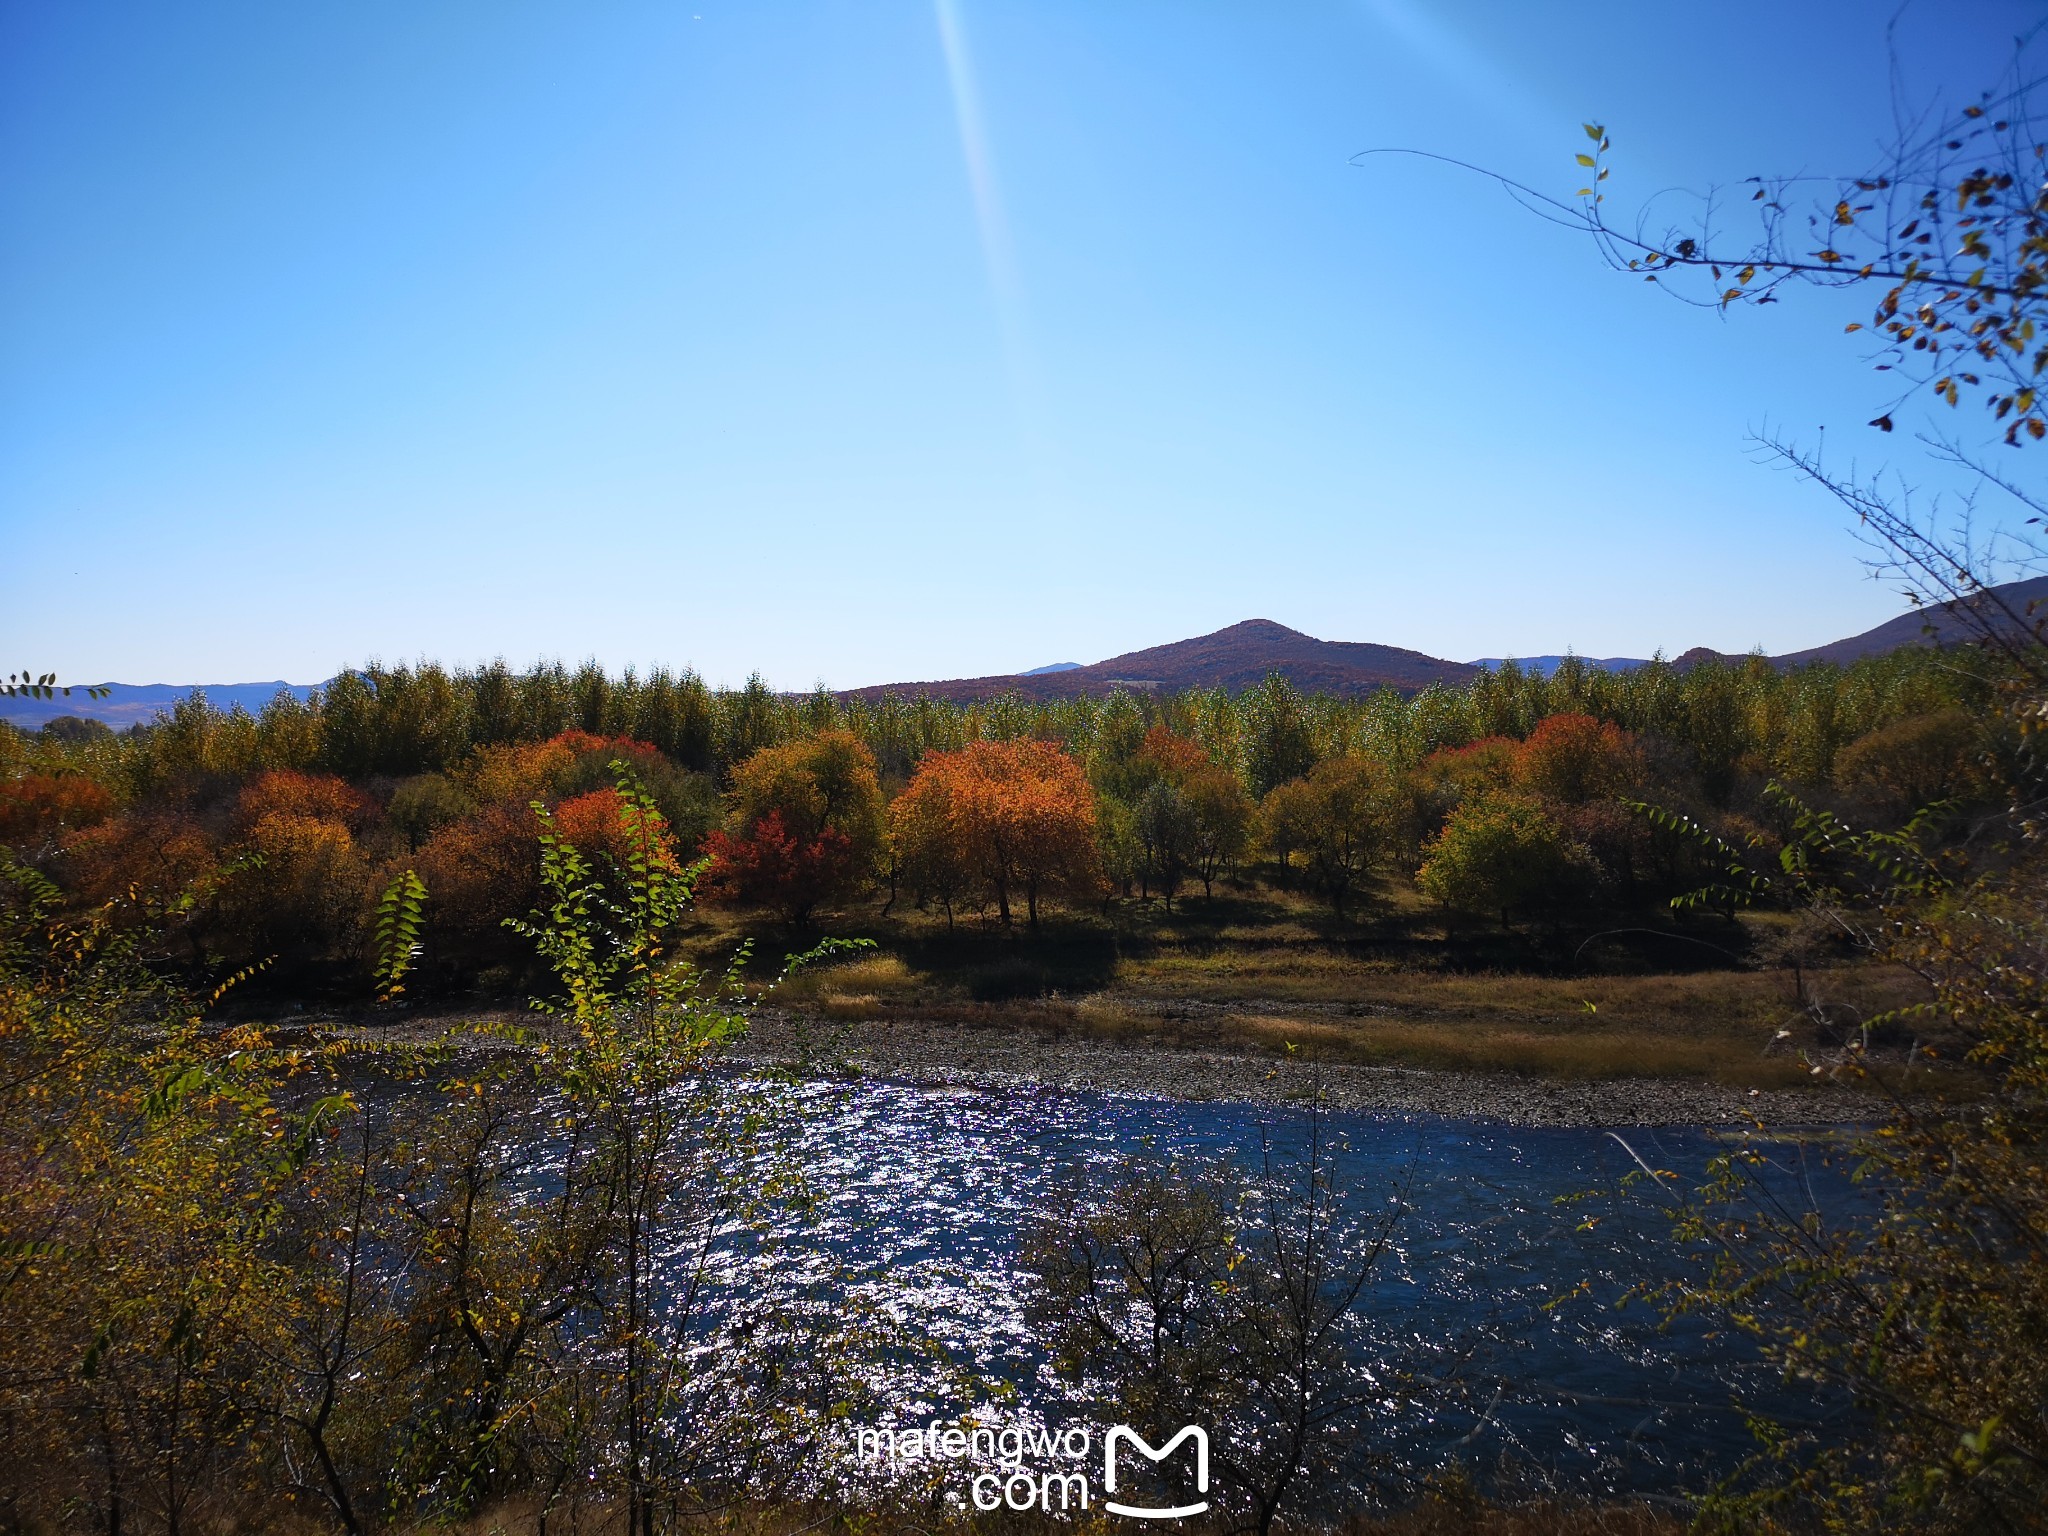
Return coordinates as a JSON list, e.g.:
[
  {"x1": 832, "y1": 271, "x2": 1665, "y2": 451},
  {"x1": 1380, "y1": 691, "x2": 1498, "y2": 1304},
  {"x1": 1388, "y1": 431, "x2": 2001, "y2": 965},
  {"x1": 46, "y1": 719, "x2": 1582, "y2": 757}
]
[
  {"x1": 843, "y1": 619, "x2": 1481, "y2": 702},
  {"x1": 1772, "y1": 573, "x2": 2048, "y2": 666}
]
